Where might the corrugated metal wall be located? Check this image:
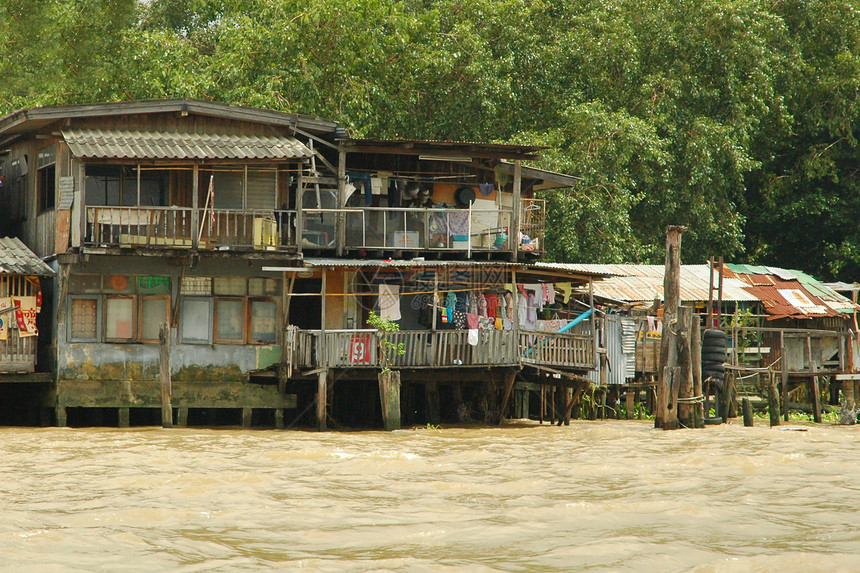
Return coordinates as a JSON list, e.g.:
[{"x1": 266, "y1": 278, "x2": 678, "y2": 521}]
[{"x1": 590, "y1": 315, "x2": 637, "y2": 385}]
